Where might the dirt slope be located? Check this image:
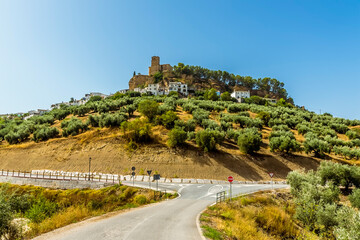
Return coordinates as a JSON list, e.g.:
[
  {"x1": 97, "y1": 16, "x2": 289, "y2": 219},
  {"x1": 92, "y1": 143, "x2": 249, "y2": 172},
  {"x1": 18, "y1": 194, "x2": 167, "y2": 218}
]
[{"x1": 0, "y1": 127, "x2": 321, "y2": 181}]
